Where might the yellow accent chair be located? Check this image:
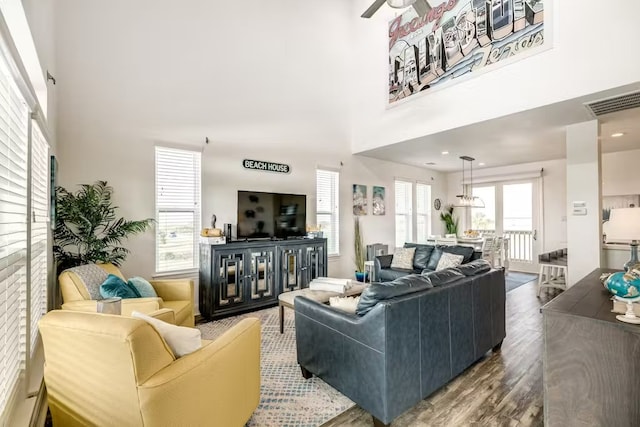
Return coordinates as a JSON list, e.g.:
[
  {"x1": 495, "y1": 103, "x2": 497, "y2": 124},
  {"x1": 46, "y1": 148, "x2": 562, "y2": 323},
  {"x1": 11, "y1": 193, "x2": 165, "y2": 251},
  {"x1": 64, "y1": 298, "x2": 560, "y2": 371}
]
[
  {"x1": 58, "y1": 263, "x2": 195, "y2": 327},
  {"x1": 39, "y1": 310, "x2": 261, "y2": 427}
]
